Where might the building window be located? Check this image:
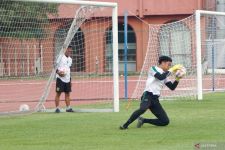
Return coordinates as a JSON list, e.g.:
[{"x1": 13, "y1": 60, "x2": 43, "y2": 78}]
[
  {"x1": 54, "y1": 28, "x2": 67, "y2": 63},
  {"x1": 105, "y1": 23, "x2": 136, "y2": 72},
  {"x1": 70, "y1": 28, "x2": 85, "y2": 72},
  {"x1": 54, "y1": 27, "x2": 85, "y2": 72}
]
